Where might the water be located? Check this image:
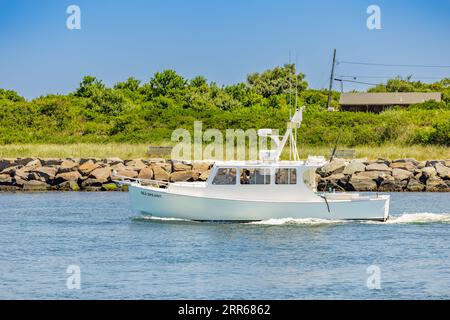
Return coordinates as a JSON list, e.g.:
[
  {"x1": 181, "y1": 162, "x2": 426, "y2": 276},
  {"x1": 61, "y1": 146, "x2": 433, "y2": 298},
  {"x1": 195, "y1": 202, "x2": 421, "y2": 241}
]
[{"x1": 0, "y1": 192, "x2": 449, "y2": 299}]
